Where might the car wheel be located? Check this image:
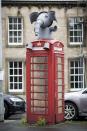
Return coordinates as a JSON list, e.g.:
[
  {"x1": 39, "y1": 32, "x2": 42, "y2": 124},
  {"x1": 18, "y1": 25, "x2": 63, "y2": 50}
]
[
  {"x1": 65, "y1": 102, "x2": 78, "y2": 120},
  {"x1": 4, "y1": 102, "x2": 9, "y2": 119}
]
